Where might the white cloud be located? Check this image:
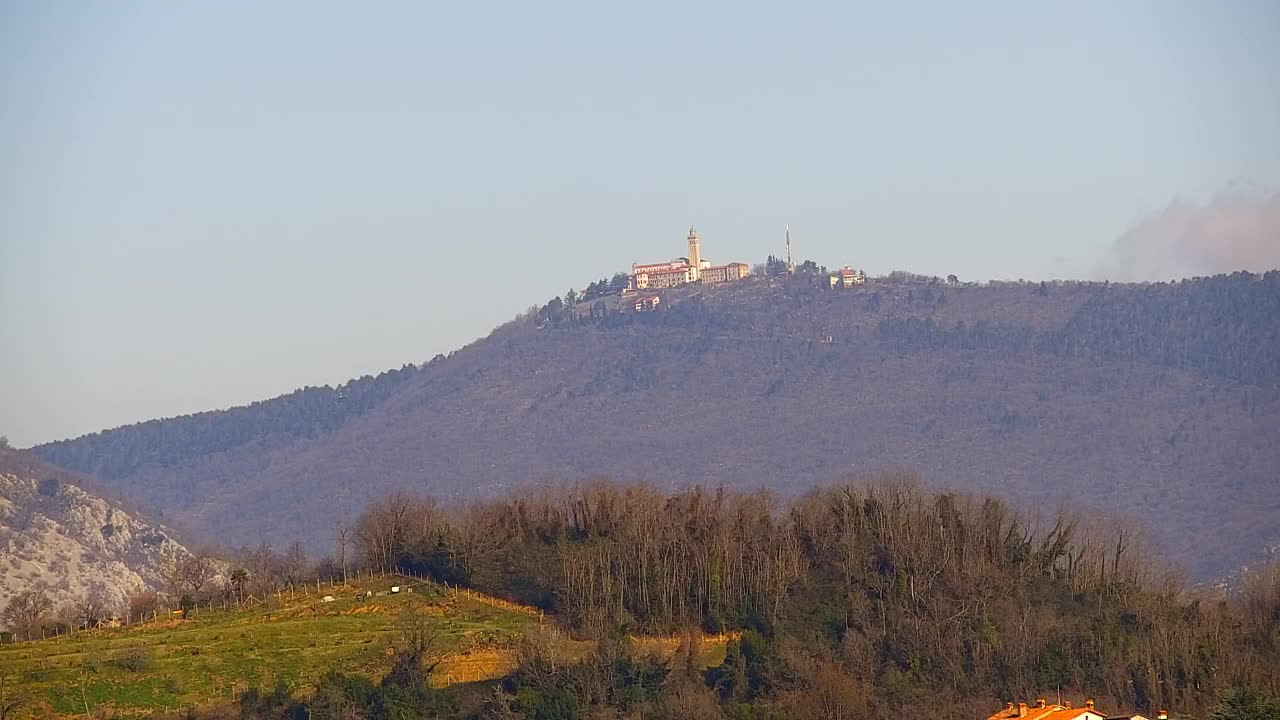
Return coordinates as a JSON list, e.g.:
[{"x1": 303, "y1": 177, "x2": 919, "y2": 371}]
[{"x1": 1098, "y1": 182, "x2": 1280, "y2": 281}]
